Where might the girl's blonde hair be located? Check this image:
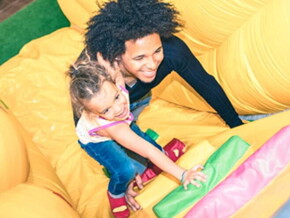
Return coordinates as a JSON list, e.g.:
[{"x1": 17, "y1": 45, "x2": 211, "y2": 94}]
[{"x1": 67, "y1": 49, "x2": 113, "y2": 118}]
